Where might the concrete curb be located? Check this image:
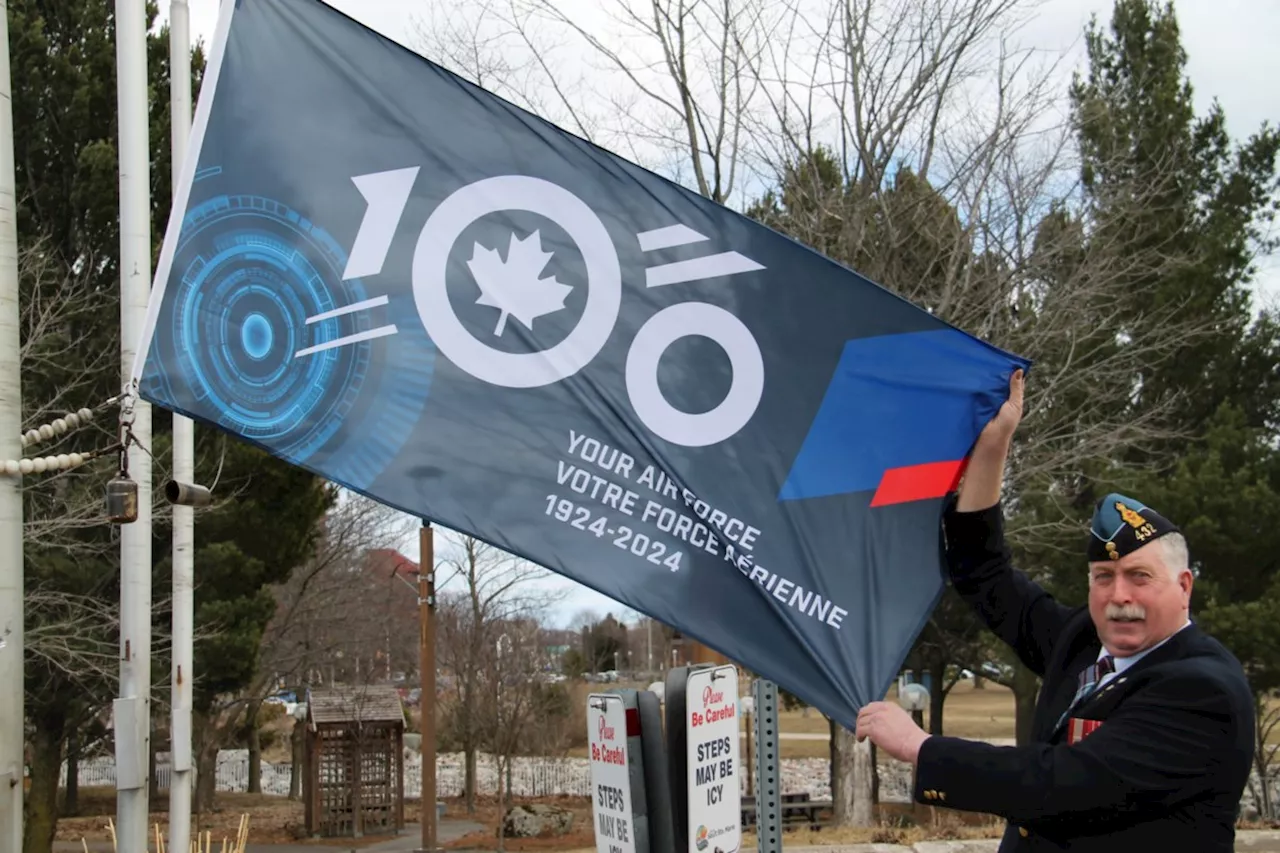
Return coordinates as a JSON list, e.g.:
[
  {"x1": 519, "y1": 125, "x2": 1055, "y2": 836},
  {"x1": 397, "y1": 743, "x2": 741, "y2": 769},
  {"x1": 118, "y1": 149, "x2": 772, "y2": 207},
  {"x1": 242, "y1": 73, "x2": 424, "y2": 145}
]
[
  {"x1": 778, "y1": 843, "x2": 997, "y2": 853},
  {"x1": 1237, "y1": 830, "x2": 1280, "y2": 849},
  {"x1": 778, "y1": 830, "x2": 1280, "y2": 853}
]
